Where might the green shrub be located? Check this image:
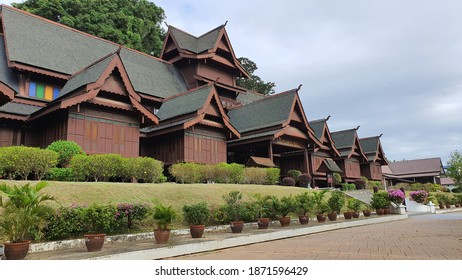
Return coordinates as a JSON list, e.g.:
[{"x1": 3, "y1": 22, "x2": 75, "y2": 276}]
[
  {"x1": 274, "y1": 196, "x2": 297, "y2": 217},
  {"x1": 298, "y1": 173, "x2": 311, "y2": 187},
  {"x1": 287, "y1": 170, "x2": 302, "y2": 183},
  {"x1": 45, "y1": 206, "x2": 87, "y2": 240},
  {"x1": 88, "y1": 154, "x2": 123, "y2": 182},
  {"x1": 69, "y1": 154, "x2": 91, "y2": 181},
  {"x1": 228, "y1": 163, "x2": 245, "y2": 184},
  {"x1": 170, "y1": 162, "x2": 202, "y2": 184},
  {"x1": 341, "y1": 183, "x2": 356, "y2": 191},
  {"x1": 132, "y1": 157, "x2": 165, "y2": 183},
  {"x1": 327, "y1": 191, "x2": 345, "y2": 213},
  {"x1": 199, "y1": 164, "x2": 215, "y2": 183},
  {"x1": 0, "y1": 146, "x2": 34, "y2": 179},
  {"x1": 244, "y1": 167, "x2": 267, "y2": 184},
  {"x1": 214, "y1": 162, "x2": 232, "y2": 183},
  {"x1": 371, "y1": 192, "x2": 390, "y2": 209},
  {"x1": 183, "y1": 202, "x2": 211, "y2": 225},
  {"x1": 30, "y1": 148, "x2": 59, "y2": 180},
  {"x1": 45, "y1": 167, "x2": 75, "y2": 181},
  {"x1": 409, "y1": 182, "x2": 442, "y2": 193},
  {"x1": 119, "y1": 157, "x2": 135, "y2": 182},
  {"x1": 265, "y1": 168, "x2": 280, "y2": 185},
  {"x1": 46, "y1": 140, "x2": 85, "y2": 167},
  {"x1": 333, "y1": 173, "x2": 342, "y2": 186},
  {"x1": 282, "y1": 177, "x2": 296, "y2": 186},
  {"x1": 84, "y1": 204, "x2": 122, "y2": 234},
  {"x1": 452, "y1": 187, "x2": 462, "y2": 193}
]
